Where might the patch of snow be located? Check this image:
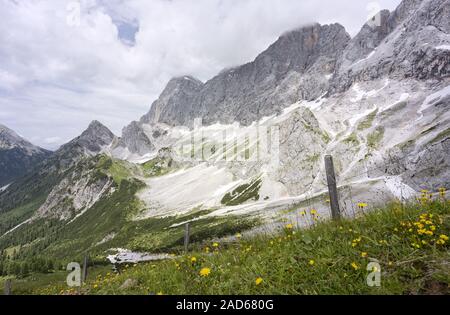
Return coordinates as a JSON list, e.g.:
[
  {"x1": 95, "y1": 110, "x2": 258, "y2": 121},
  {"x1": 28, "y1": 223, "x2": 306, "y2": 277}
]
[
  {"x1": 435, "y1": 45, "x2": 450, "y2": 50},
  {"x1": 0, "y1": 183, "x2": 11, "y2": 192},
  {"x1": 107, "y1": 248, "x2": 172, "y2": 264},
  {"x1": 137, "y1": 164, "x2": 237, "y2": 218},
  {"x1": 350, "y1": 50, "x2": 376, "y2": 68},
  {"x1": 96, "y1": 233, "x2": 117, "y2": 246},
  {"x1": 417, "y1": 85, "x2": 450, "y2": 119},
  {"x1": 381, "y1": 93, "x2": 409, "y2": 111},
  {"x1": 350, "y1": 79, "x2": 390, "y2": 103},
  {"x1": 348, "y1": 106, "x2": 378, "y2": 127}
]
